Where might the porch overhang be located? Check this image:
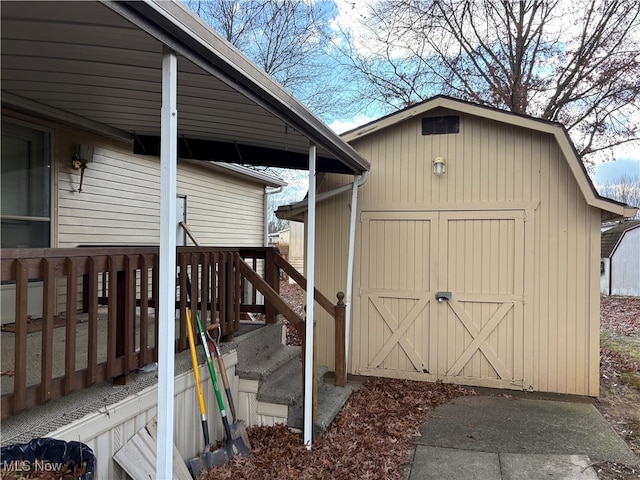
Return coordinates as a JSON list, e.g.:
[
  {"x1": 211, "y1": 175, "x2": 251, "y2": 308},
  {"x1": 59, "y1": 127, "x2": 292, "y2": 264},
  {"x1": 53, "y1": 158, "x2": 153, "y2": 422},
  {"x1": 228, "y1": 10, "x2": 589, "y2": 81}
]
[
  {"x1": 1, "y1": 0, "x2": 369, "y2": 471},
  {"x1": 1, "y1": 0, "x2": 370, "y2": 175}
]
